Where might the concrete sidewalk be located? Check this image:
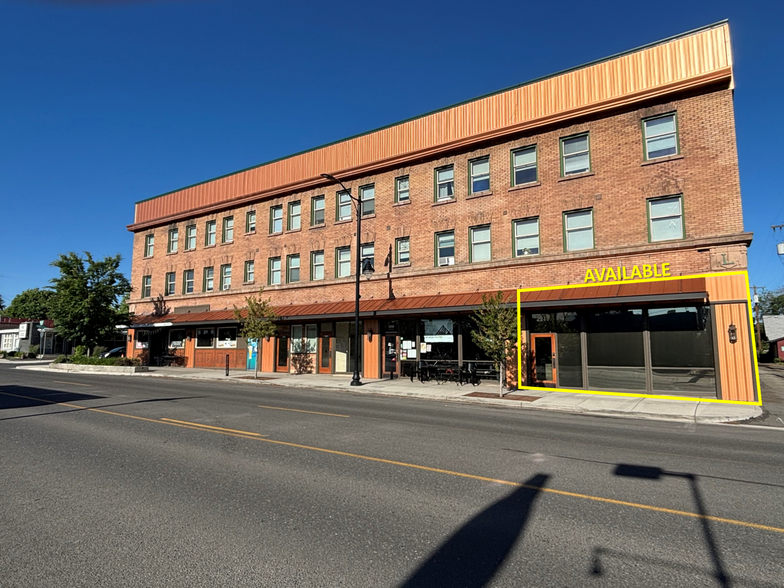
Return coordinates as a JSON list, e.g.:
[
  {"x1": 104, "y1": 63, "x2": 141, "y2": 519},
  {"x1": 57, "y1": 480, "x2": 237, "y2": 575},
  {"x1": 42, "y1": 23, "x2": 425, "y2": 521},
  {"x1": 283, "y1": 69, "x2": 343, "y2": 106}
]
[{"x1": 15, "y1": 362, "x2": 765, "y2": 424}]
